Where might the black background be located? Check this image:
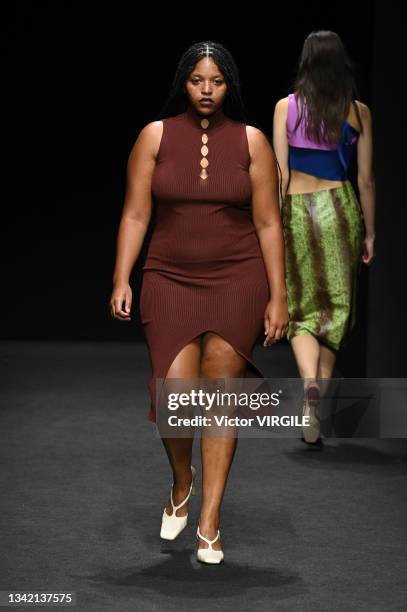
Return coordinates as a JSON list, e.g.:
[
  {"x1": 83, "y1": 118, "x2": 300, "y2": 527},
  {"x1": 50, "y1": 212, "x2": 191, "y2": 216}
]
[{"x1": 1, "y1": 2, "x2": 404, "y2": 376}]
